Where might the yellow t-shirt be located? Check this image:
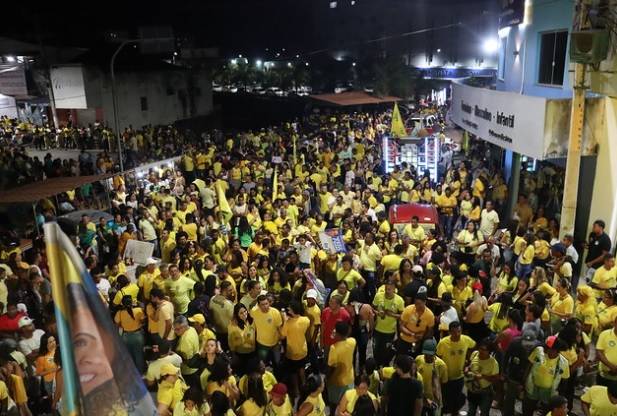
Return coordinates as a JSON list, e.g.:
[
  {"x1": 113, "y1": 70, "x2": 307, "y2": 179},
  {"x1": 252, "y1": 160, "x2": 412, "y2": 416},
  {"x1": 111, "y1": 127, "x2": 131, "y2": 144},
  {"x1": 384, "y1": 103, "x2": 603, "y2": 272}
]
[
  {"x1": 166, "y1": 276, "x2": 196, "y2": 315},
  {"x1": 597, "y1": 328, "x2": 617, "y2": 380},
  {"x1": 114, "y1": 308, "x2": 145, "y2": 332},
  {"x1": 238, "y1": 399, "x2": 265, "y2": 416},
  {"x1": 488, "y1": 303, "x2": 509, "y2": 333},
  {"x1": 436, "y1": 335, "x2": 476, "y2": 380},
  {"x1": 527, "y1": 348, "x2": 570, "y2": 389},
  {"x1": 519, "y1": 244, "x2": 535, "y2": 265},
  {"x1": 328, "y1": 338, "x2": 356, "y2": 386},
  {"x1": 551, "y1": 293, "x2": 574, "y2": 316},
  {"x1": 400, "y1": 305, "x2": 435, "y2": 343},
  {"x1": 303, "y1": 393, "x2": 326, "y2": 416},
  {"x1": 239, "y1": 371, "x2": 277, "y2": 396},
  {"x1": 250, "y1": 306, "x2": 283, "y2": 347},
  {"x1": 336, "y1": 268, "x2": 364, "y2": 290},
  {"x1": 467, "y1": 350, "x2": 499, "y2": 390},
  {"x1": 592, "y1": 266, "x2": 617, "y2": 298},
  {"x1": 598, "y1": 302, "x2": 617, "y2": 331},
  {"x1": 177, "y1": 327, "x2": 200, "y2": 375},
  {"x1": 373, "y1": 292, "x2": 404, "y2": 334},
  {"x1": 380, "y1": 254, "x2": 403, "y2": 273},
  {"x1": 415, "y1": 355, "x2": 448, "y2": 400},
  {"x1": 403, "y1": 224, "x2": 426, "y2": 242},
  {"x1": 341, "y1": 389, "x2": 377, "y2": 413},
  {"x1": 580, "y1": 385, "x2": 617, "y2": 416},
  {"x1": 138, "y1": 269, "x2": 161, "y2": 300},
  {"x1": 281, "y1": 316, "x2": 310, "y2": 360},
  {"x1": 157, "y1": 379, "x2": 187, "y2": 410},
  {"x1": 513, "y1": 236, "x2": 526, "y2": 256}
]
